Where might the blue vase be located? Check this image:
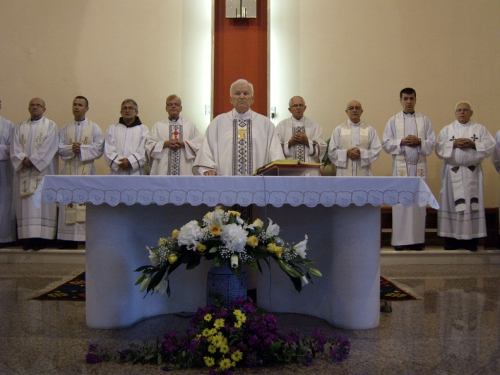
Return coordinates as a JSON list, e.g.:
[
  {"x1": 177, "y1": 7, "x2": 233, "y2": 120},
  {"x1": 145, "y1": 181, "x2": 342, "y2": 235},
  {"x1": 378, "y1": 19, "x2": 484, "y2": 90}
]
[{"x1": 206, "y1": 262, "x2": 247, "y2": 309}]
